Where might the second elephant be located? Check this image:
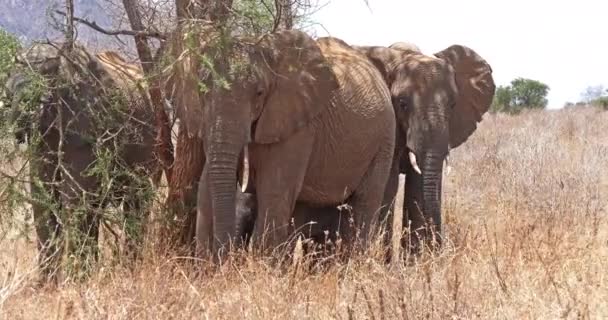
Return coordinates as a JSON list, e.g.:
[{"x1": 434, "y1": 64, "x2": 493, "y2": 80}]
[
  {"x1": 354, "y1": 42, "x2": 496, "y2": 252},
  {"x1": 3, "y1": 42, "x2": 159, "y2": 281}
]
